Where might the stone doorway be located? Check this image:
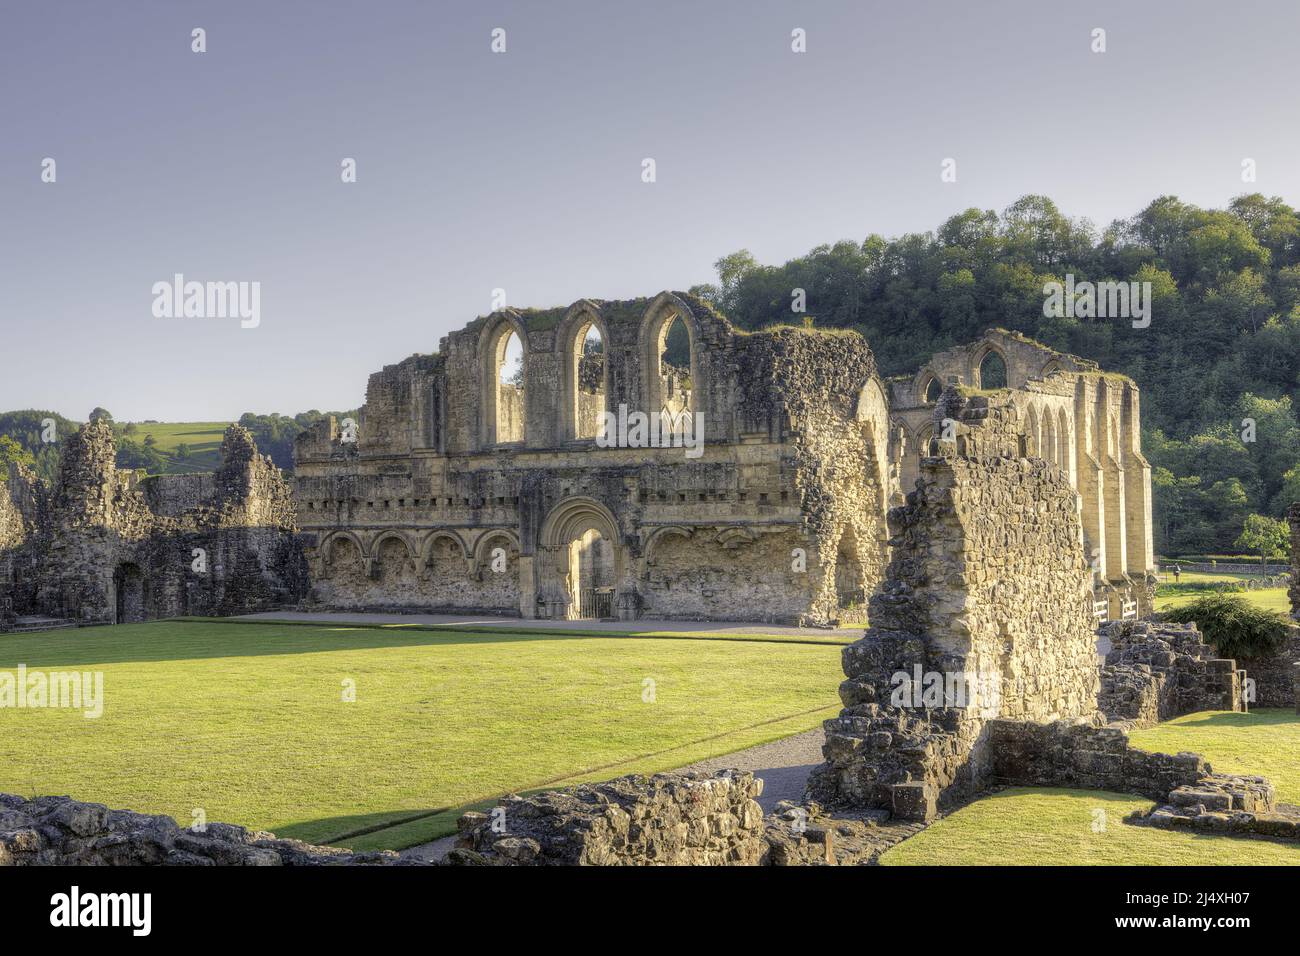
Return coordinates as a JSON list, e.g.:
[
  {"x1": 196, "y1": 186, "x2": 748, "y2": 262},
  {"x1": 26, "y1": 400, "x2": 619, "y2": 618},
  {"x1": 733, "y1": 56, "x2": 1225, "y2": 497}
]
[
  {"x1": 568, "y1": 528, "x2": 615, "y2": 619},
  {"x1": 114, "y1": 562, "x2": 145, "y2": 624}
]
